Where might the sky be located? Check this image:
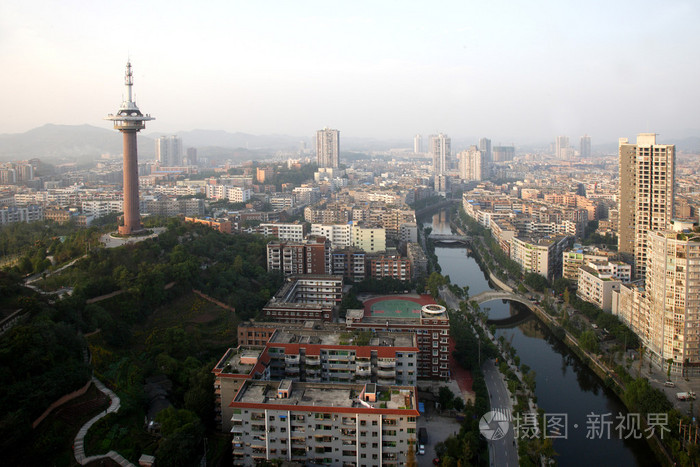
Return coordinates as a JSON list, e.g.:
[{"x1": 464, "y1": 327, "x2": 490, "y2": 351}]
[{"x1": 1, "y1": 0, "x2": 699, "y2": 146}]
